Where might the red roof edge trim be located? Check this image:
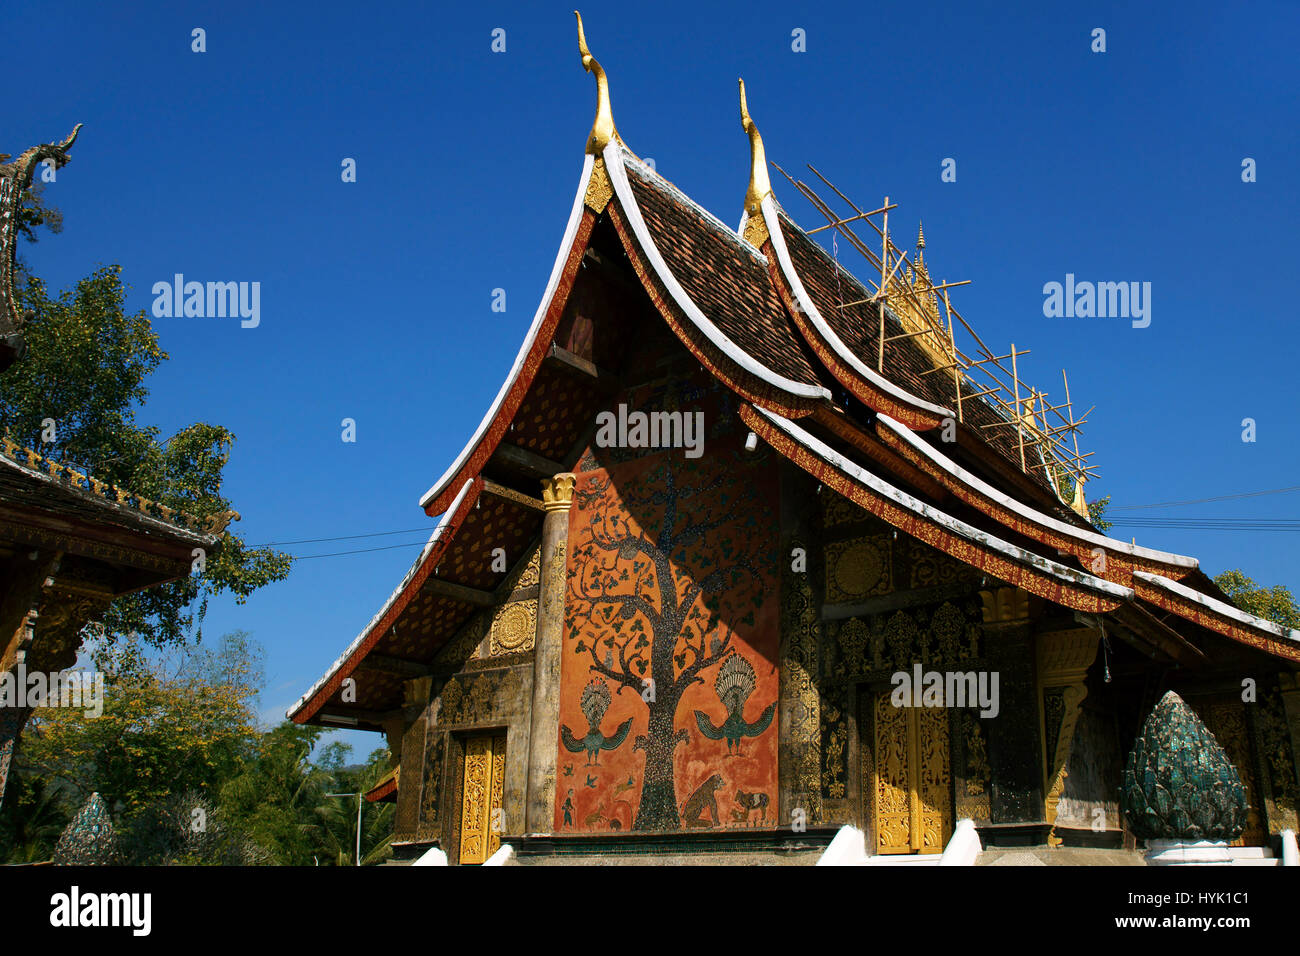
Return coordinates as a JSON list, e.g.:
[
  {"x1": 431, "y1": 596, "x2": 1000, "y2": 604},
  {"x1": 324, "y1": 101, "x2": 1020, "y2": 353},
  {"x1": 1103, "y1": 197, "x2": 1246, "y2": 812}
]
[
  {"x1": 740, "y1": 403, "x2": 1129, "y2": 615},
  {"x1": 421, "y1": 213, "x2": 595, "y2": 517},
  {"x1": 290, "y1": 475, "x2": 484, "y2": 724}
]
